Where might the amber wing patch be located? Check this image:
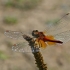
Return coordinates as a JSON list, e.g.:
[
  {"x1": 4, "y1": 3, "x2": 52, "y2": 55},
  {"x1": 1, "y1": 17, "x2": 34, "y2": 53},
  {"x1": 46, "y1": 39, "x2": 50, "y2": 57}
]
[
  {"x1": 45, "y1": 35, "x2": 56, "y2": 45},
  {"x1": 35, "y1": 38, "x2": 47, "y2": 48}
]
